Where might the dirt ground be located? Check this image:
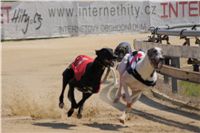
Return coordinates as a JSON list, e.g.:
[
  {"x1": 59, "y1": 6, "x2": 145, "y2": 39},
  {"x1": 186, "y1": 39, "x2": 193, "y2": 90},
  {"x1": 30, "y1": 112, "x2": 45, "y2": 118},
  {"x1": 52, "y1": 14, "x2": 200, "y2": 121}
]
[{"x1": 2, "y1": 33, "x2": 200, "y2": 133}]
